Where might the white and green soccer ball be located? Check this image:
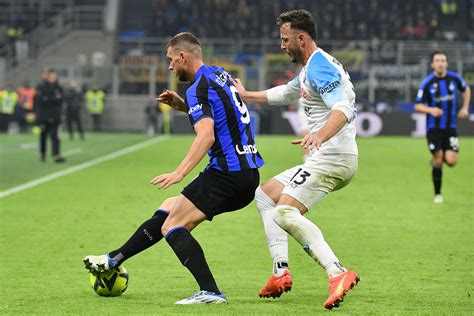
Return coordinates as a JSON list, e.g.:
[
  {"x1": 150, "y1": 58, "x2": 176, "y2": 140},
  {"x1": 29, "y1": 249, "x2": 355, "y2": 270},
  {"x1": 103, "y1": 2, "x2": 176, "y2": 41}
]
[{"x1": 89, "y1": 265, "x2": 129, "y2": 297}]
